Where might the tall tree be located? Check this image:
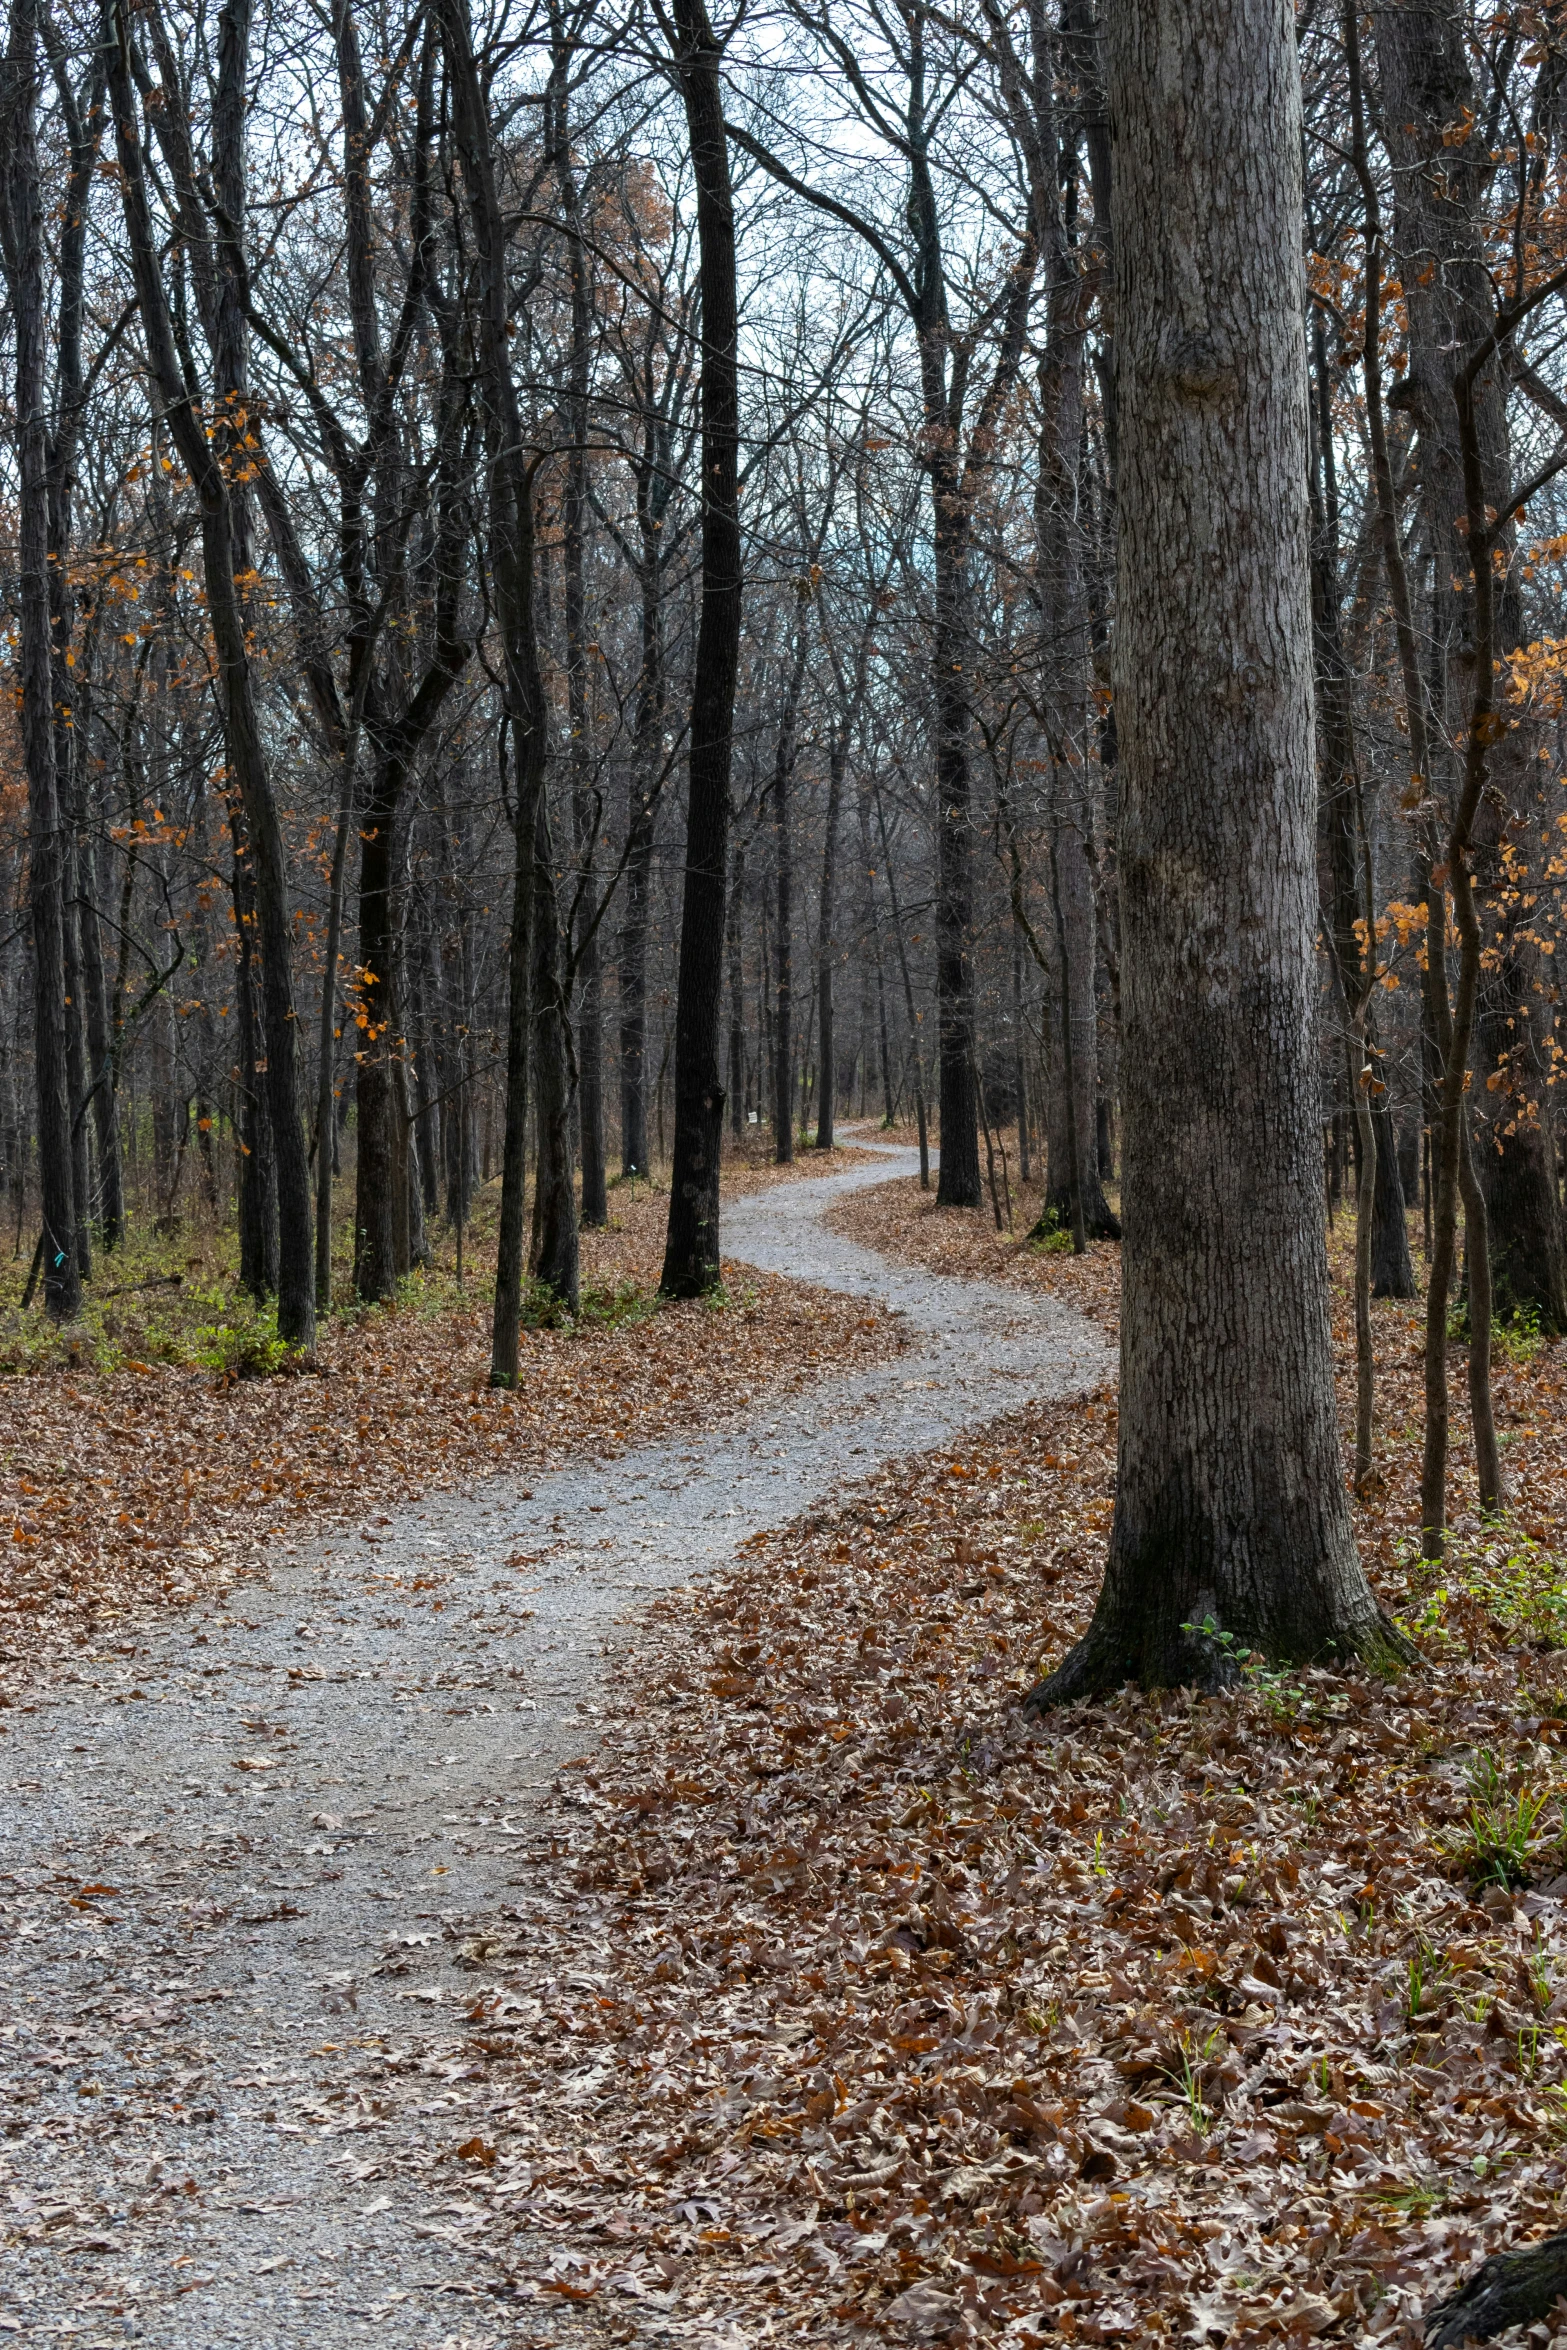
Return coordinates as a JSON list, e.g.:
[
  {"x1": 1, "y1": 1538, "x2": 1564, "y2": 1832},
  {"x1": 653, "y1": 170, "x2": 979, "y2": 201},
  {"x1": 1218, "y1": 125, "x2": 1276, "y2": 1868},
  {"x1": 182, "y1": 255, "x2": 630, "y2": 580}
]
[
  {"x1": 437, "y1": 0, "x2": 574, "y2": 1365},
  {"x1": 1029, "y1": 0, "x2": 1405, "y2": 1703},
  {"x1": 0, "y1": 0, "x2": 79, "y2": 1320},
  {"x1": 659, "y1": 0, "x2": 741, "y2": 1296}
]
